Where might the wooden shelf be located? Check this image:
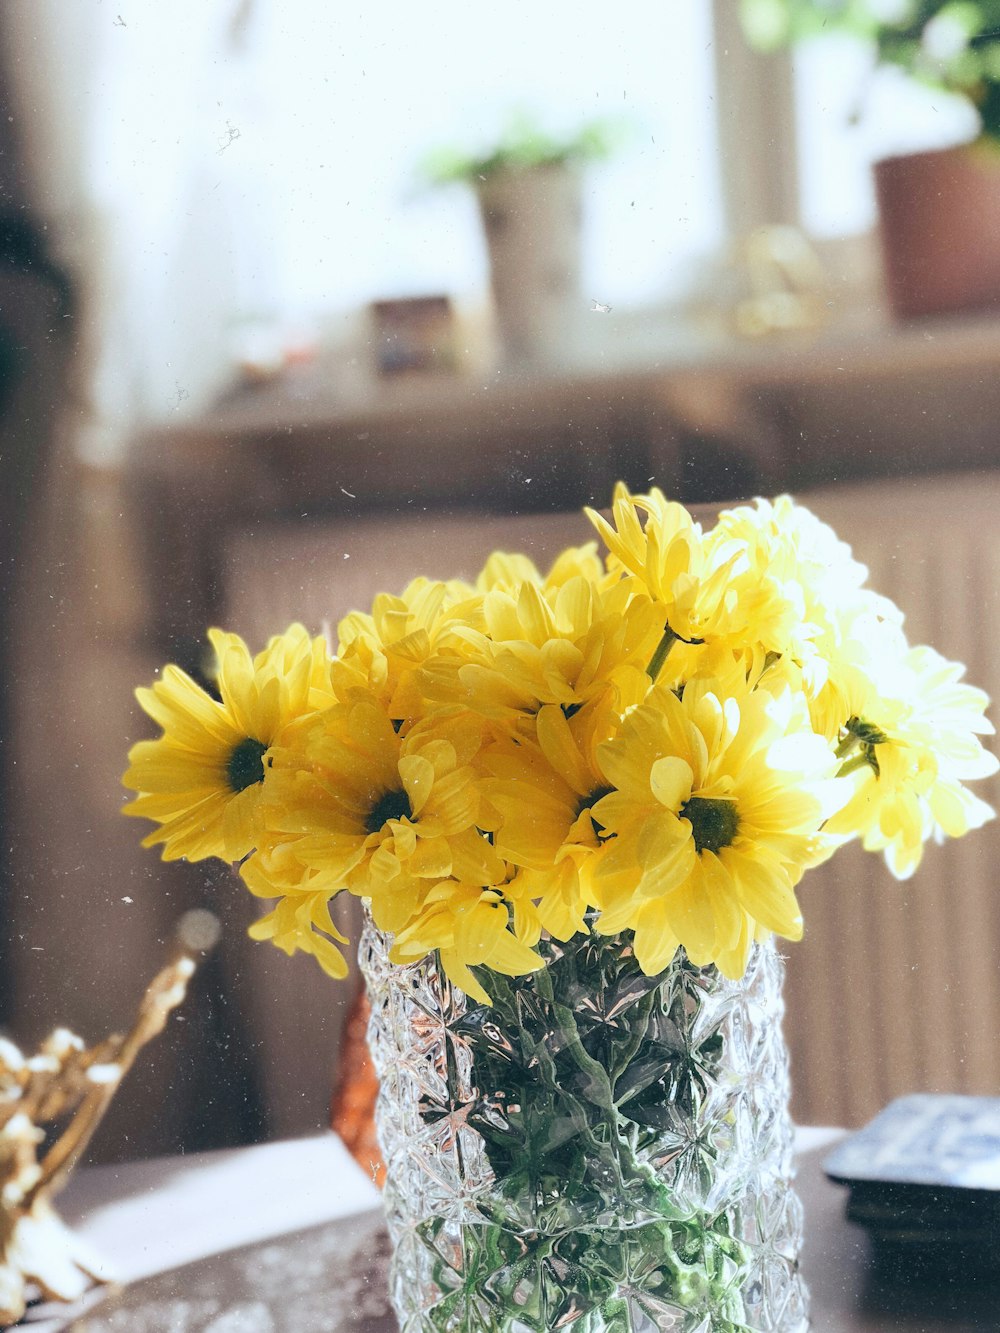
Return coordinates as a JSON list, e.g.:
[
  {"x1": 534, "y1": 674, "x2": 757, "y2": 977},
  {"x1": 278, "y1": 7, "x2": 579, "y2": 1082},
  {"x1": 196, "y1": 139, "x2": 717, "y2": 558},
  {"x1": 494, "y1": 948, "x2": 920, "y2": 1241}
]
[
  {"x1": 128, "y1": 310, "x2": 1000, "y2": 665},
  {"x1": 152, "y1": 308, "x2": 1000, "y2": 439}
]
